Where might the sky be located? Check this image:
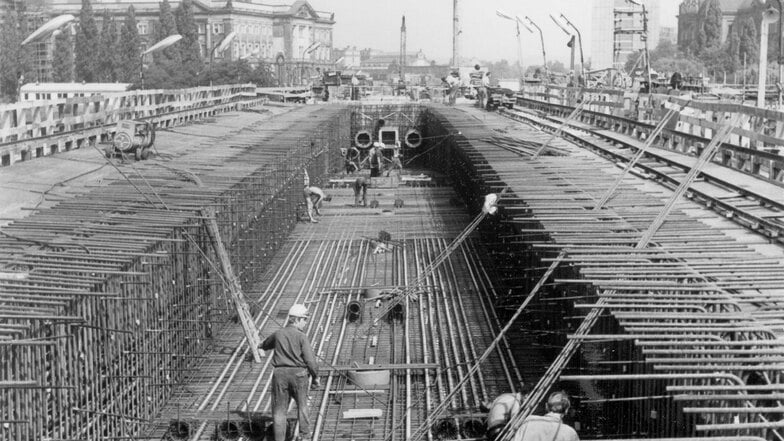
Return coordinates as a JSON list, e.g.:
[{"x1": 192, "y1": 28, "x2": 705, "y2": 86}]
[{"x1": 314, "y1": 0, "x2": 681, "y2": 66}]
